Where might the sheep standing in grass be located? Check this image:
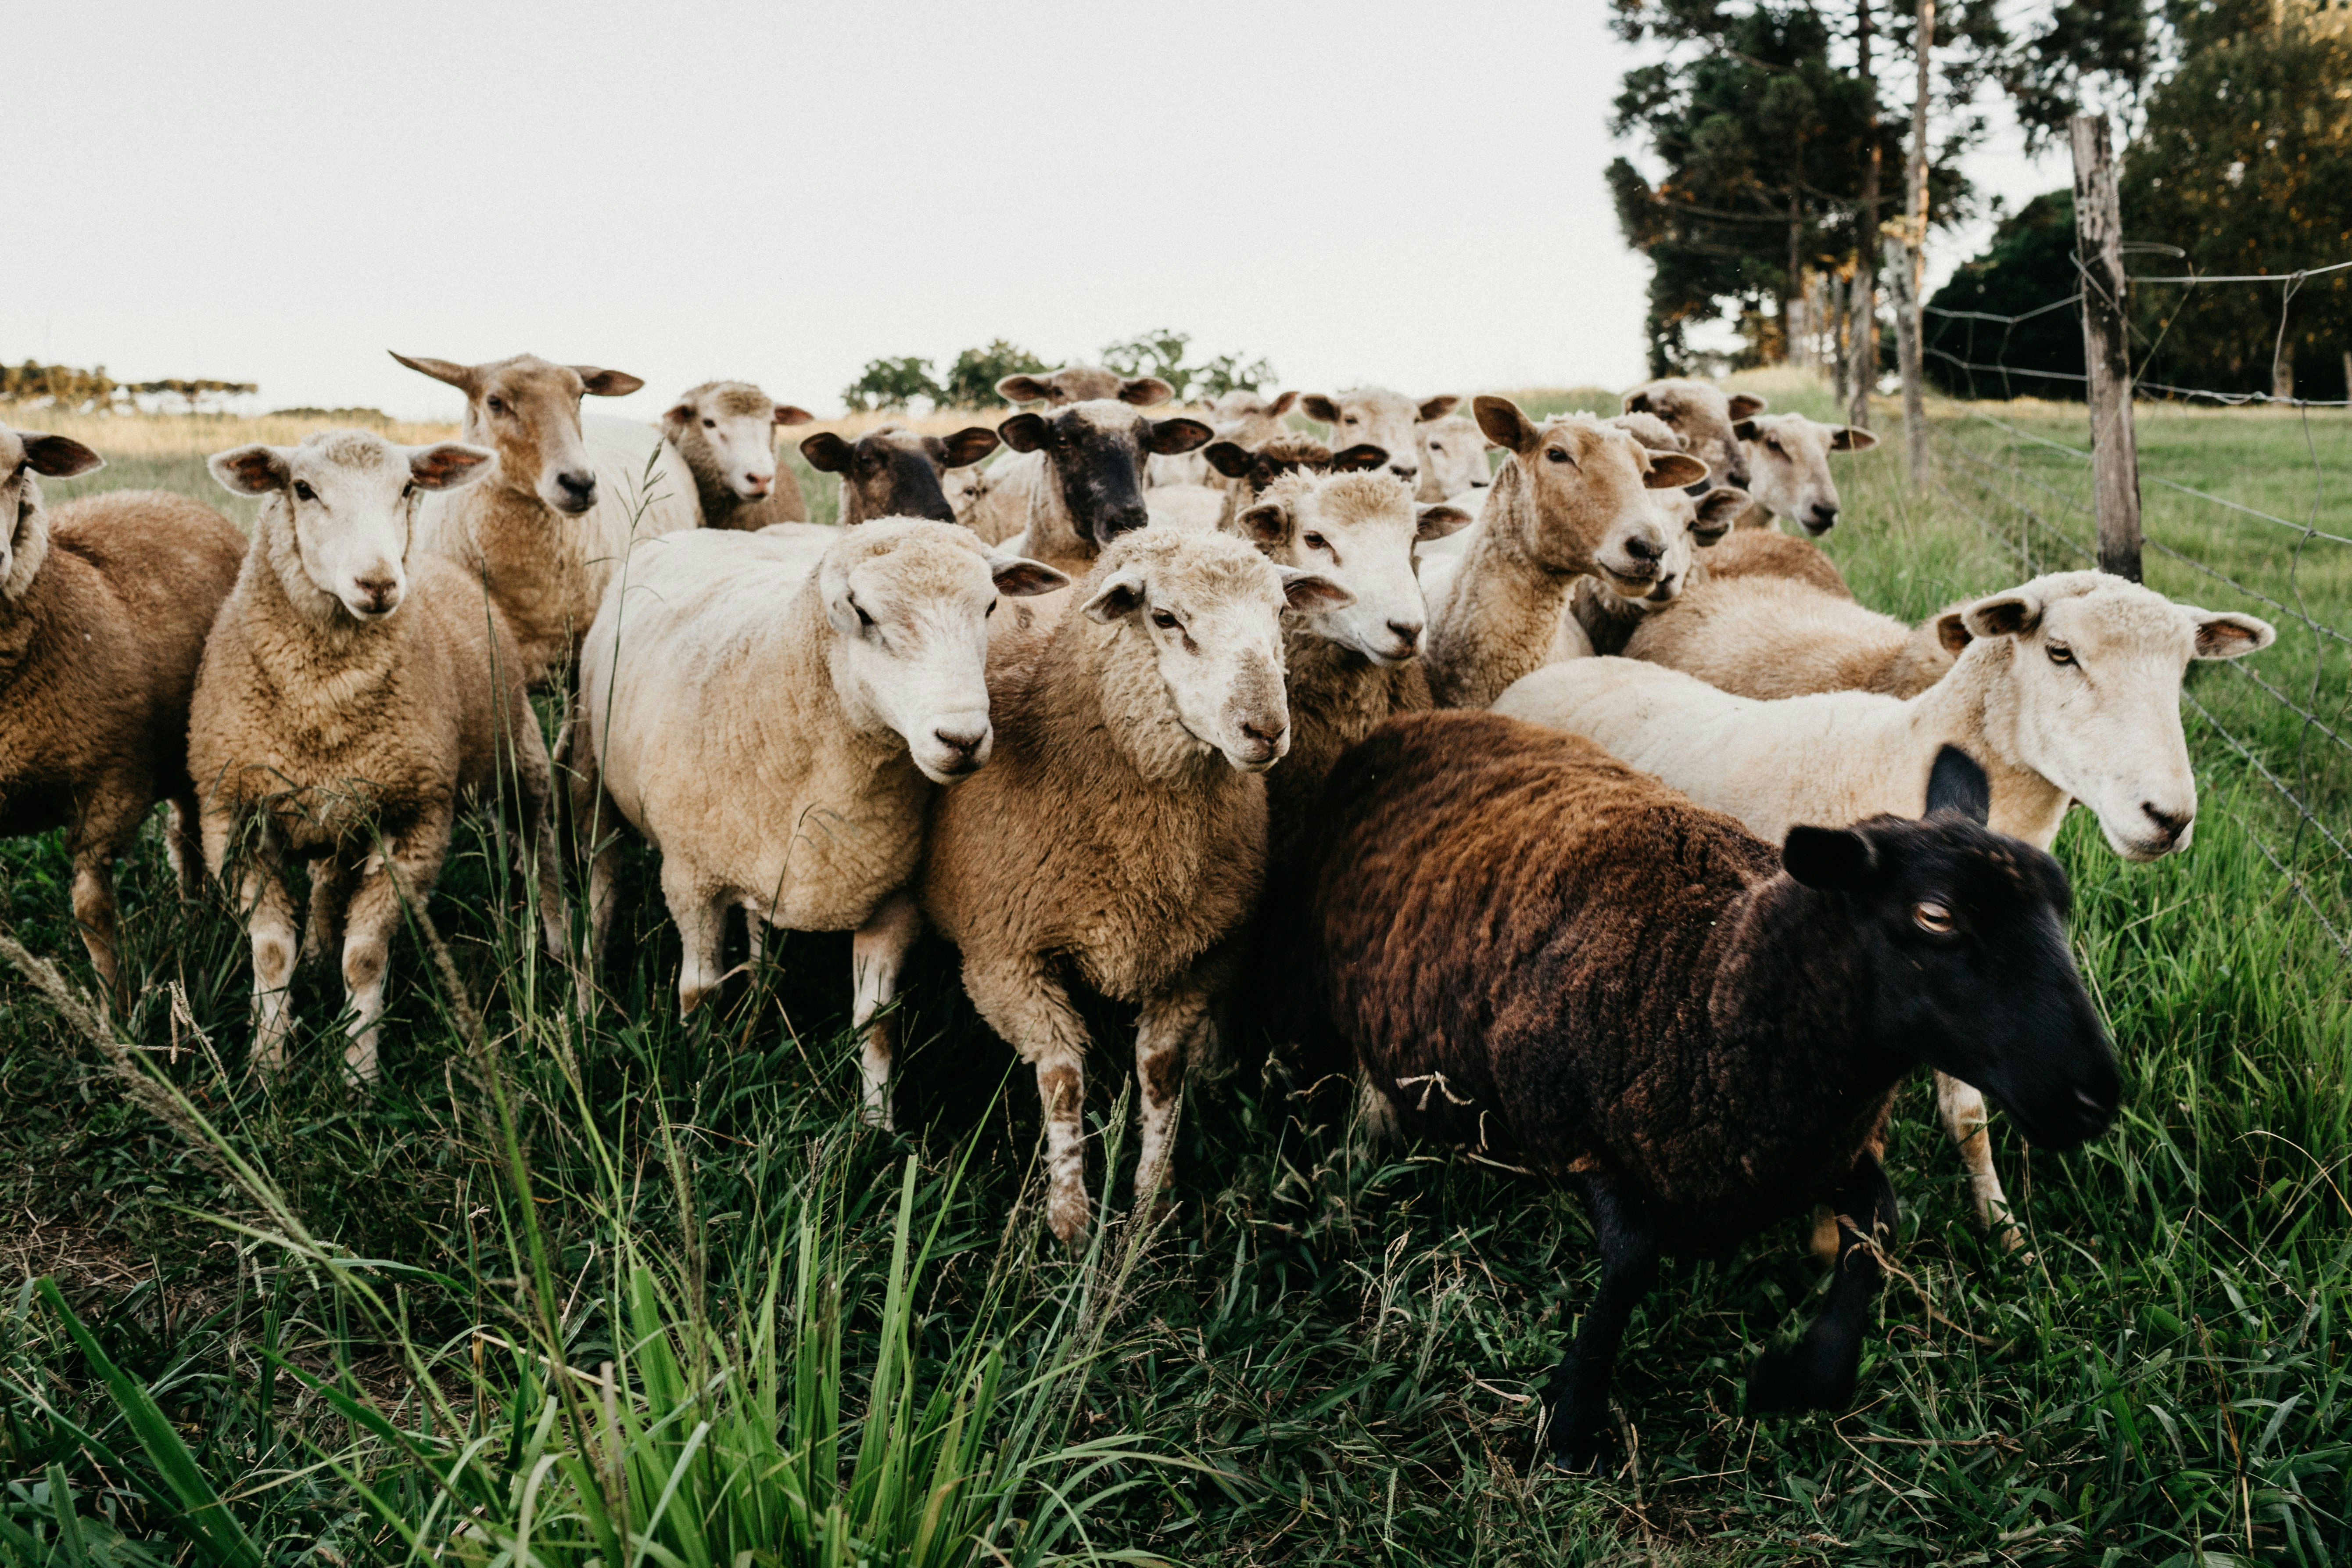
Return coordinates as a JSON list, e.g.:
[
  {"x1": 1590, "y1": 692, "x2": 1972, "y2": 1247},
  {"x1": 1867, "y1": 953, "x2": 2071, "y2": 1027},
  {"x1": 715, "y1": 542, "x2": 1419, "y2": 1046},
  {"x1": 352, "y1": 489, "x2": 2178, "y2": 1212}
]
[
  {"x1": 1300, "y1": 387, "x2": 1457, "y2": 497},
  {"x1": 916, "y1": 528, "x2": 1351, "y2": 1241},
  {"x1": 573, "y1": 521, "x2": 1064, "y2": 1126},
  {"x1": 1736, "y1": 413, "x2": 1877, "y2": 535},
  {"x1": 800, "y1": 424, "x2": 1001, "y2": 525},
  {"x1": 394, "y1": 351, "x2": 702, "y2": 685},
  {"x1": 1298, "y1": 711, "x2": 2116, "y2": 1468},
  {"x1": 0, "y1": 427, "x2": 247, "y2": 1006},
  {"x1": 1420, "y1": 397, "x2": 1703, "y2": 707},
  {"x1": 194, "y1": 432, "x2": 566, "y2": 1080},
  {"x1": 662, "y1": 380, "x2": 815, "y2": 528},
  {"x1": 972, "y1": 367, "x2": 1176, "y2": 543},
  {"x1": 1494, "y1": 571, "x2": 2272, "y2": 1238}
]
